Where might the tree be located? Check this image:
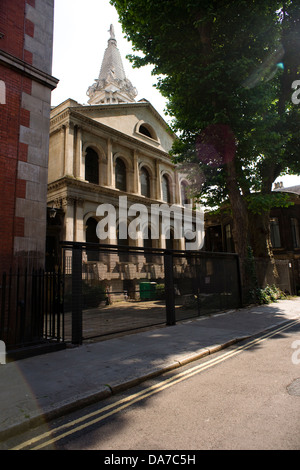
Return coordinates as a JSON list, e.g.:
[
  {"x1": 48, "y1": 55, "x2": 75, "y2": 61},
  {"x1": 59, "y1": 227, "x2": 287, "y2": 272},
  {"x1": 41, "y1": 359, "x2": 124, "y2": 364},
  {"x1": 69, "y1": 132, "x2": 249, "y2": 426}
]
[{"x1": 111, "y1": 0, "x2": 300, "y2": 283}]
